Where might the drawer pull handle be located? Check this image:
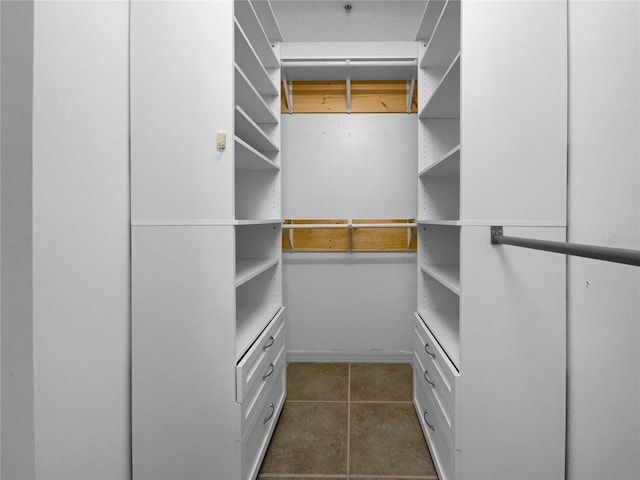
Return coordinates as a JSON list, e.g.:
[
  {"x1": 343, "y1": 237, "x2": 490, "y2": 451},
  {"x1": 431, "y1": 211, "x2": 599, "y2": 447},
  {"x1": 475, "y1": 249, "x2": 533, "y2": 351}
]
[
  {"x1": 423, "y1": 409, "x2": 436, "y2": 431},
  {"x1": 262, "y1": 363, "x2": 275, "y2": 381},
  {"x1": 262, "y1": 336, "x2": 275, "y2": 351},
  {"x1": 424, "y1": 343, "x2": 436, "y2": 359},
  {"x1": 424, "y1": 370, "x2": 435, "y2": 388},
  {"x1": 263, "y1": 403, "x2": 275, "y2": 424}
]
